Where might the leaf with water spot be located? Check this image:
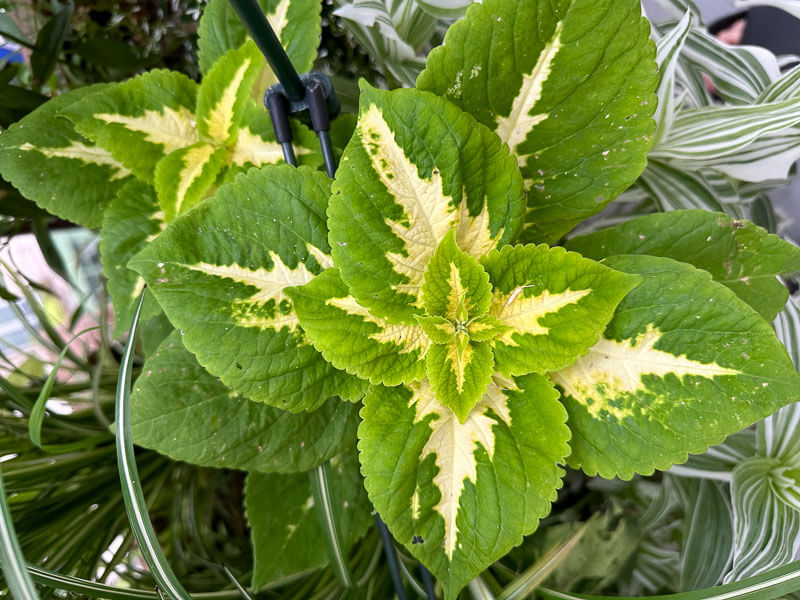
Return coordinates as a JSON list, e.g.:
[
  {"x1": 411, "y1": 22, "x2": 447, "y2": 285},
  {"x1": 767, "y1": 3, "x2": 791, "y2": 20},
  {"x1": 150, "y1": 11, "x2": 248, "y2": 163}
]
[
  {"x1": 246, "y1": 448, "x2": 372, "y2": 588},
  {"x1": 566, "y1": 210, "x2": 800, "y2": 322},
  {"x1": 552, "y1": 254, "x2": 800, "y2": 480},
  {"x1": 288, "y1": 268, "x2": 429, "y2": 386},
  {"x1": 65, "y1": 70, "x2": 199, "y2": 184},
  {"x1": 417, "y1": 0, "x2": 658, "y2": 243},
  {"x1": 481, "y1": 244, "x2": 640, "y2": 376},
  {"x1": 329, "y1": 83, "x2": 525, "y2": 324},
  {"x1": 359, "y1": 375, "x2": 569, "y2": 600},
  {"x1": 99, "y1": 180, "x2": 165, "y2": 336},
  {"x1": 130, "y1": 165, "x2": 366, "y2": 411},
  {"x1": 131, "y1": 331, "x2": 360, "y2": 472},
  {"x1": 0, "y1": 83, "x2": 133, "y2": 228}
]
